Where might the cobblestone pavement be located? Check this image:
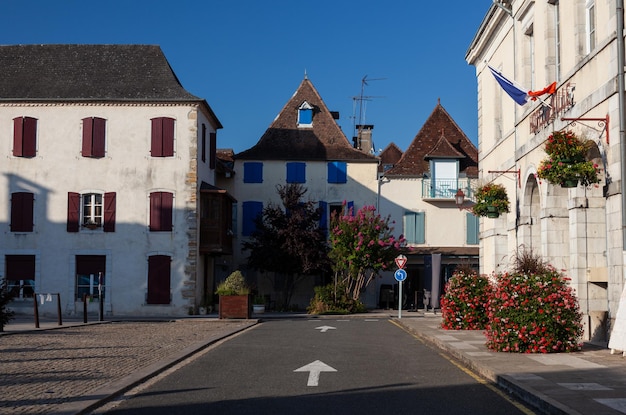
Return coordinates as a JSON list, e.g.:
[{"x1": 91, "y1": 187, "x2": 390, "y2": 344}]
[{"x1": 0, "y1": 320, "x2": 255, "y2": 415}]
